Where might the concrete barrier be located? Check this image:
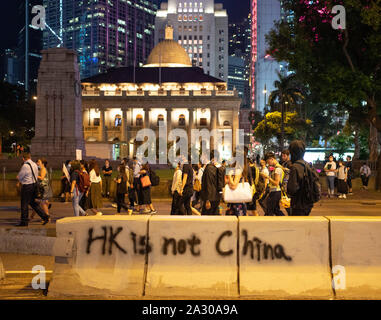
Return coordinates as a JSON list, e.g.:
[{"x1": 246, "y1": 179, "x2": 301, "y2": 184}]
[
  {"x1": 239, "y1": 217, "x2": 333, "y2": 299},
  {"x1": 48, "y1": 216, "x2": 150, "y2": 297},
  {"x1": 145, "y1": 216, "x2": 238, "y2": 297},
  {"x1": 329, "y1": 216, "x2": 381, "y2": 299}
]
